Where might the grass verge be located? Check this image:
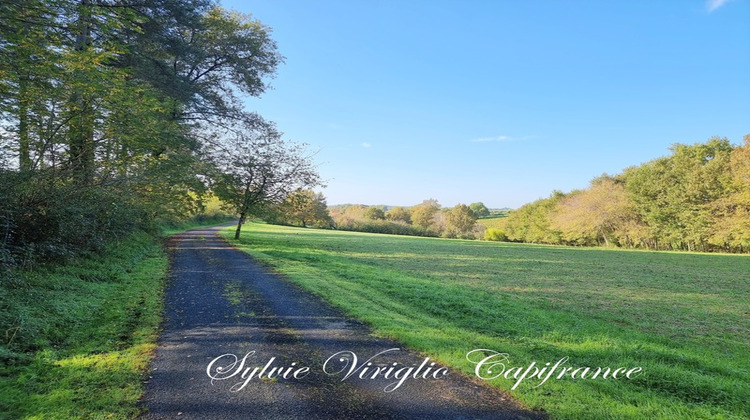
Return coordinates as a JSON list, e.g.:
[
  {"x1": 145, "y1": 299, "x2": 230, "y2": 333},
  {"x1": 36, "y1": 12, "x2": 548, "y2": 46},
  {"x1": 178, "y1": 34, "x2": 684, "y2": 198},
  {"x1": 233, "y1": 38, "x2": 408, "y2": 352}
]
[
  {"x1": 0, "y1": 220, "x2": 230, "y2": 419},
  {"x1": 0, "y1": 232, "x2": 165, "y2": 419},
  {"x1": 221, "y1": 222, "x2": 749, "y2": 420}
]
